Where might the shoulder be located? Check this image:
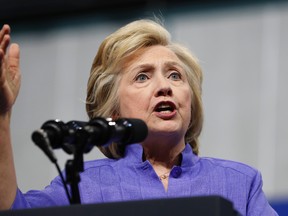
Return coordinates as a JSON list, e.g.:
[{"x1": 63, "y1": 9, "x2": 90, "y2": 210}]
[
  {"x1": 83, "y1": 157, "x2": 118, "y2": 170},
  {"x1": 198, "y1": 156, "x2": 260, "y2": 179}
]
